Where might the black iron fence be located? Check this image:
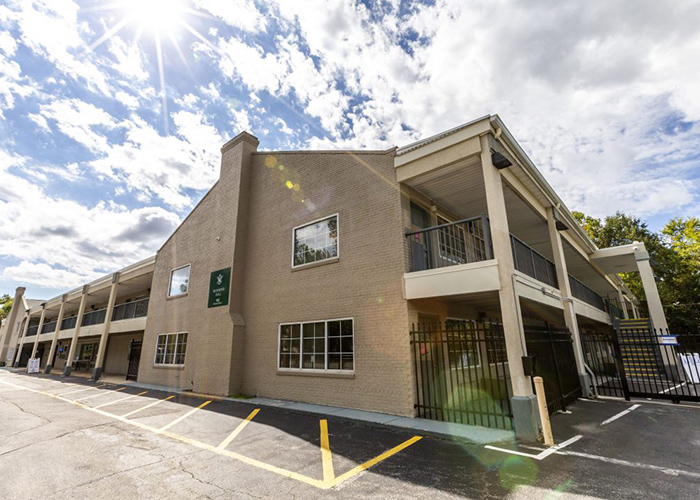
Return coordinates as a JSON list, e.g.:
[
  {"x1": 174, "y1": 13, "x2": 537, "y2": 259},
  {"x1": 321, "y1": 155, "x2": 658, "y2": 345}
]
[
  {"x1": 60, "y1": 316, "x2": 78, "y2": 331},
  {"x1": 524, "y1": 325, "x2": 582, "y2": 413},
  {"x1": 410, "y1": 321, "x2": 513, "y2": 430},
  {"x1": 581, "y1": 328, "x2": 700, "y2": 402},
  {"x1": 25, "y1": 324, "x2": 39, "y2": 337}
]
